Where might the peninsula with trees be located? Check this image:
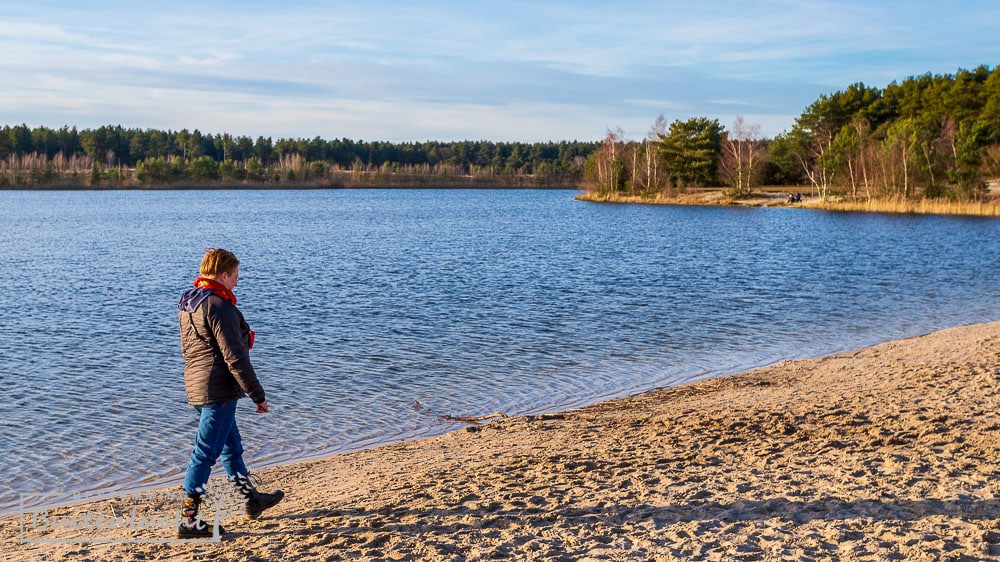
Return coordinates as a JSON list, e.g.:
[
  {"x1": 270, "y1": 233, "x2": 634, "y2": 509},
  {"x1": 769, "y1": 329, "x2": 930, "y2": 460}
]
[{"x1": 582, "y1": 64, "x2": 1000, "y2": 215}]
